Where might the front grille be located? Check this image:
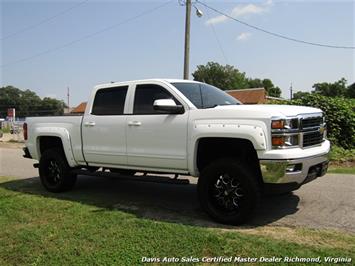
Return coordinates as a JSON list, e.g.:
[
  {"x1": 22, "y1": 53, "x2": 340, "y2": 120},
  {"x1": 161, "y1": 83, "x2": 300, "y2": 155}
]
[
  {"x1": 301, "y1": 116, "x2": 323, "y2": 129},
  {"x1": 303, "y1": 131, "x2": 324, "y2": 147}
]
